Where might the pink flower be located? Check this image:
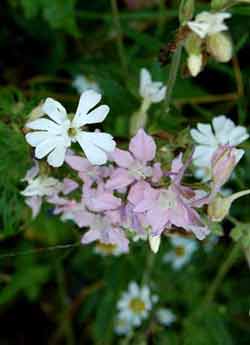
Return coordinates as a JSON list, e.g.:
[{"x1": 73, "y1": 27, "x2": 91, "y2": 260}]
[
  {"x1": 129, "y1": 155, "x2": 210, "y2": 240},
  {"x1": 65, "y1": 153, "x2": 111, "y2": 186},
  {"x1": 83, "y1": 183, "x2": 122, "y2": 212},
  {"x1": 106, "y1": 129, "x2": 161, "y2": 190},
  {"x1": 81, "y1": 213, "x2": 129, "y2": 252}
]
